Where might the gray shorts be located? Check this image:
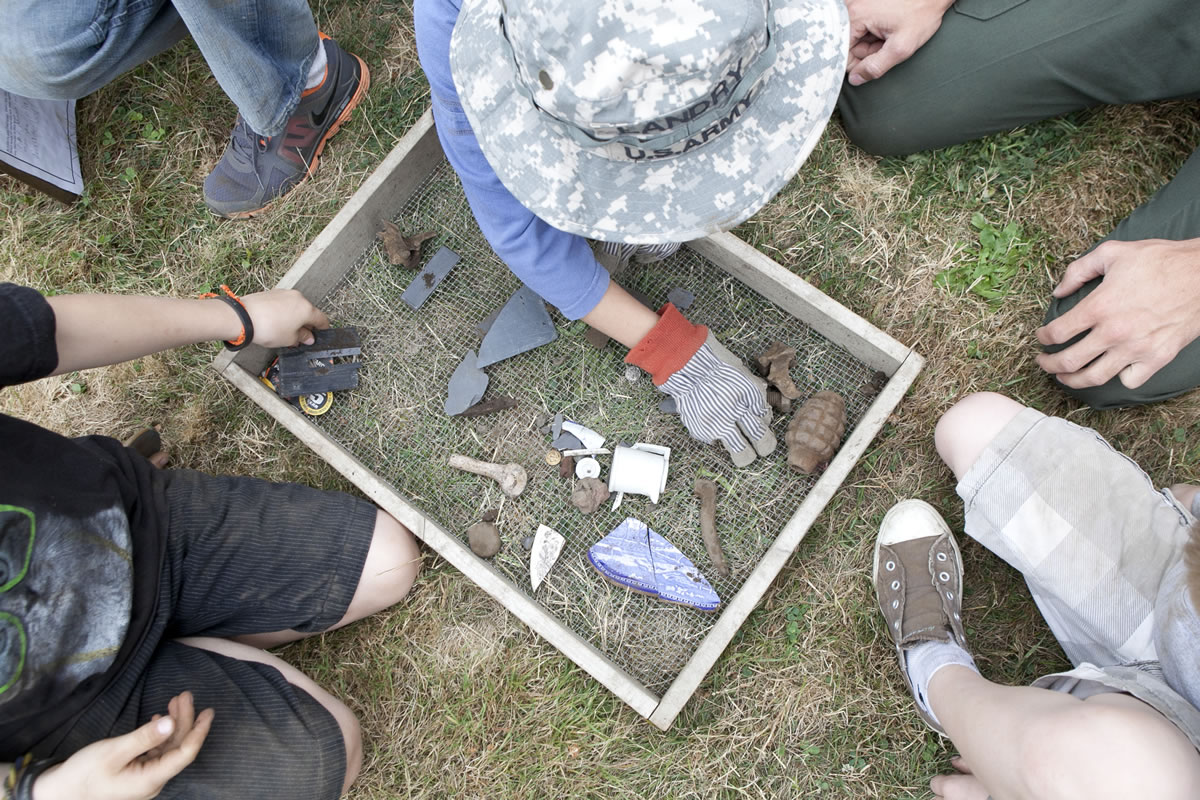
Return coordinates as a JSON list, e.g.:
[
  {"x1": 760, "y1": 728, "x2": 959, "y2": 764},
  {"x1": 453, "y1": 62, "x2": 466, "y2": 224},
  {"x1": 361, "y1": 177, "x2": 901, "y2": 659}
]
[
  {"x1": 957, "y1": 407, "x2": 1200, "y2": 749},
  {"x1": 51, "y1": 469, "x2": 379, "y2": 800}
]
